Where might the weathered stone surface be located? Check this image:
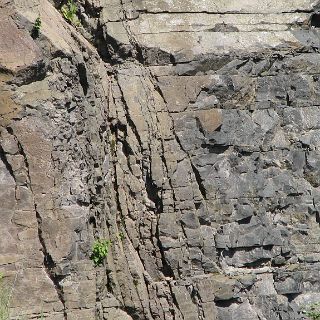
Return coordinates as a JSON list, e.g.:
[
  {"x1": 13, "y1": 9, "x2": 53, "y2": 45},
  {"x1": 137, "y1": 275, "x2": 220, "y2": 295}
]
[
  {"x1": 0, "y1": 13, "x2": 42, "y2": 72},
  {"x1": 1, "y1": 0, "x2": 320, "y2": 319}
]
